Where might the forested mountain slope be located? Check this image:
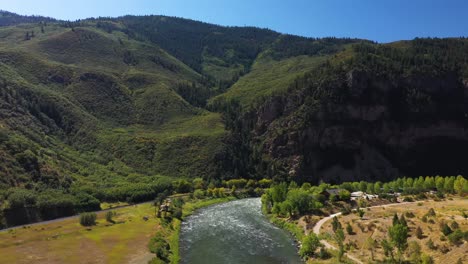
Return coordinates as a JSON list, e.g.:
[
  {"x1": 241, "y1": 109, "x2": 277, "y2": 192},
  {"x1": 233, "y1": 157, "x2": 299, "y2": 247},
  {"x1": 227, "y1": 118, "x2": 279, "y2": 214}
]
[{"x1": 0, "y1": 11, "x2": 466, "y2": 227}]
